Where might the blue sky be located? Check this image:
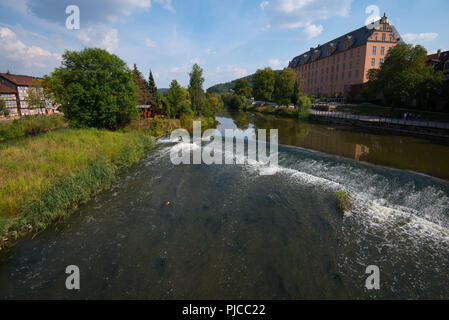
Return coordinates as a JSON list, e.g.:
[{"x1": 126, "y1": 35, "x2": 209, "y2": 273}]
[{"x1": 0, "y1": 0, "x2": 448, "y2": 89}]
